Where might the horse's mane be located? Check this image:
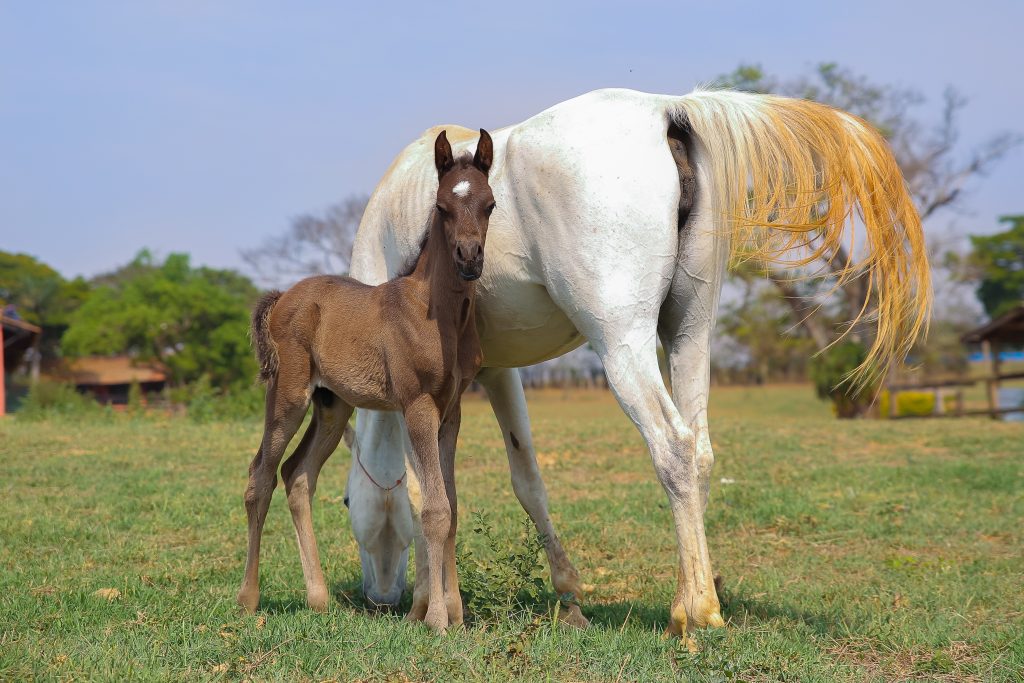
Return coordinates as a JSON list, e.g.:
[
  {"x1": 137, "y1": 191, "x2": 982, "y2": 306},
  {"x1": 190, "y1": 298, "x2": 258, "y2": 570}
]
[{"x1": 396, "y1": 153, "x2": 476, "y2": 278}]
